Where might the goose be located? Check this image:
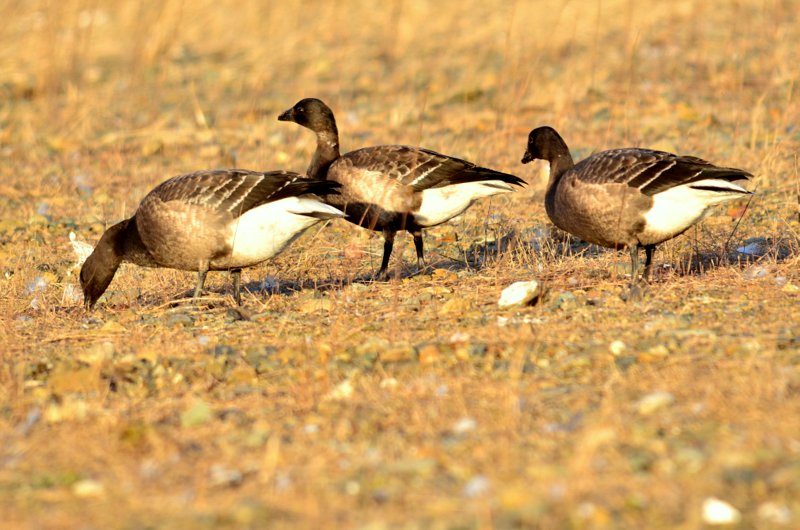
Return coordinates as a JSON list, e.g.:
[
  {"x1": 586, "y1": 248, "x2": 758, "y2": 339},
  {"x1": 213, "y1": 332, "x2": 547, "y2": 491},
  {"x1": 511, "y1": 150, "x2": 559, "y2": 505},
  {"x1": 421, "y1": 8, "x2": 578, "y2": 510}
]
[
  {"x1": 278, "y1": 98, "x2": 526, "y2": 278},
  {"x1": 80, "y1": 169, "x2": 343, "y2": 308},
  {"x1": 521, "y1": 126, "x2": 752, "y2": 290}
]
